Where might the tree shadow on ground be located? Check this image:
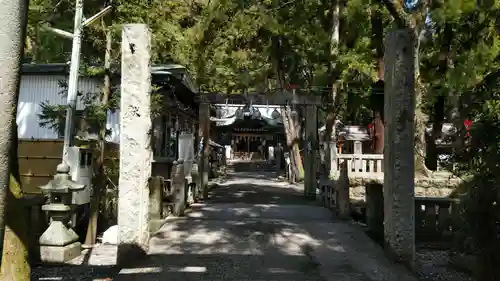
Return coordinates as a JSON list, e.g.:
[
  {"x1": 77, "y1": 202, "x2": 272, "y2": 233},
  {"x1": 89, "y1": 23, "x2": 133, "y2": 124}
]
[
  {"x1": 206, "y1": 181, "x2": 316, "y2": 205},
  {"x1": 31, "y1": 172, "x2": 415, "y2": 281}
]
